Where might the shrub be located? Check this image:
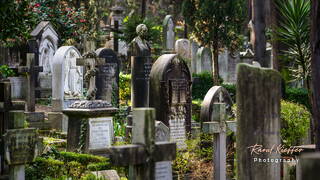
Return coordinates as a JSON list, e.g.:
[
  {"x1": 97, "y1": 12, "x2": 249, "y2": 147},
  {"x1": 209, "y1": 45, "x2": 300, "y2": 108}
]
[
  {"x1": 119, "y1": 73, "x2": 131, "y2": 106},
  {"x1": 284, "y1": 87, "x2": 310, "y2": 110},
  {"x1": 281, "y1": 100, "x2": 310, "y2": 146},
  {"x1": 26, "y1": 148, "x2": 110, "y2": 179},
  {"x1": 0, "y1": 65, "x2": 15, "y2": 79}
]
